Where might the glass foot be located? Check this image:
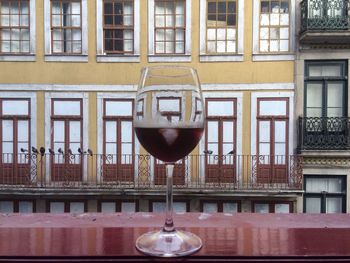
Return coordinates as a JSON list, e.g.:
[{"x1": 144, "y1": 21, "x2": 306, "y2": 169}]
[{"x1": 135, "y1": 229, "x2": 202, "y2": 257}]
